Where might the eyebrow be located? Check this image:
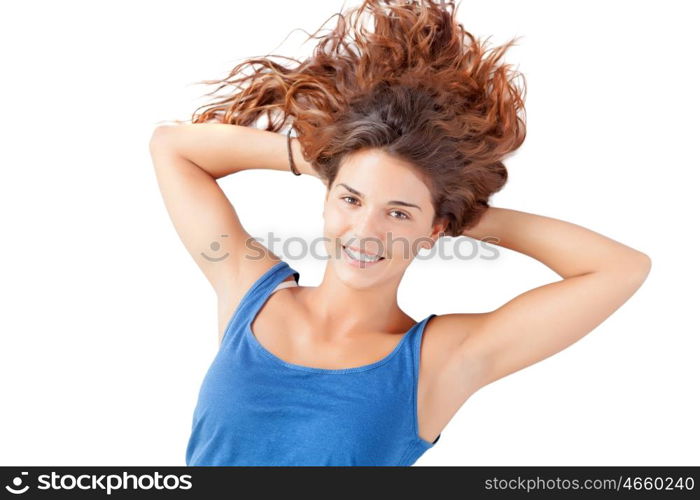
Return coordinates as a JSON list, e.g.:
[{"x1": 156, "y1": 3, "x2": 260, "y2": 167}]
[{"x1": 336, "y1": 183, "x2": 423, "y2": 211}]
